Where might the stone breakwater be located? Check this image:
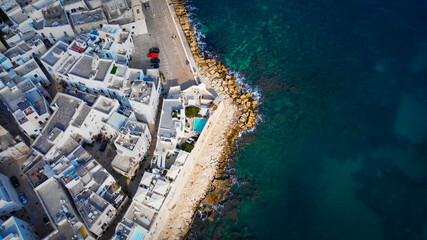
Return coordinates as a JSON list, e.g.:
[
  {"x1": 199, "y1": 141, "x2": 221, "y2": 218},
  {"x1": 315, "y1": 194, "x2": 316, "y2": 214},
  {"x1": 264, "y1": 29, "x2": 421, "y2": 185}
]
[{"x1": 173, "y1": 0, "x2": 259, "y2": 213}]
